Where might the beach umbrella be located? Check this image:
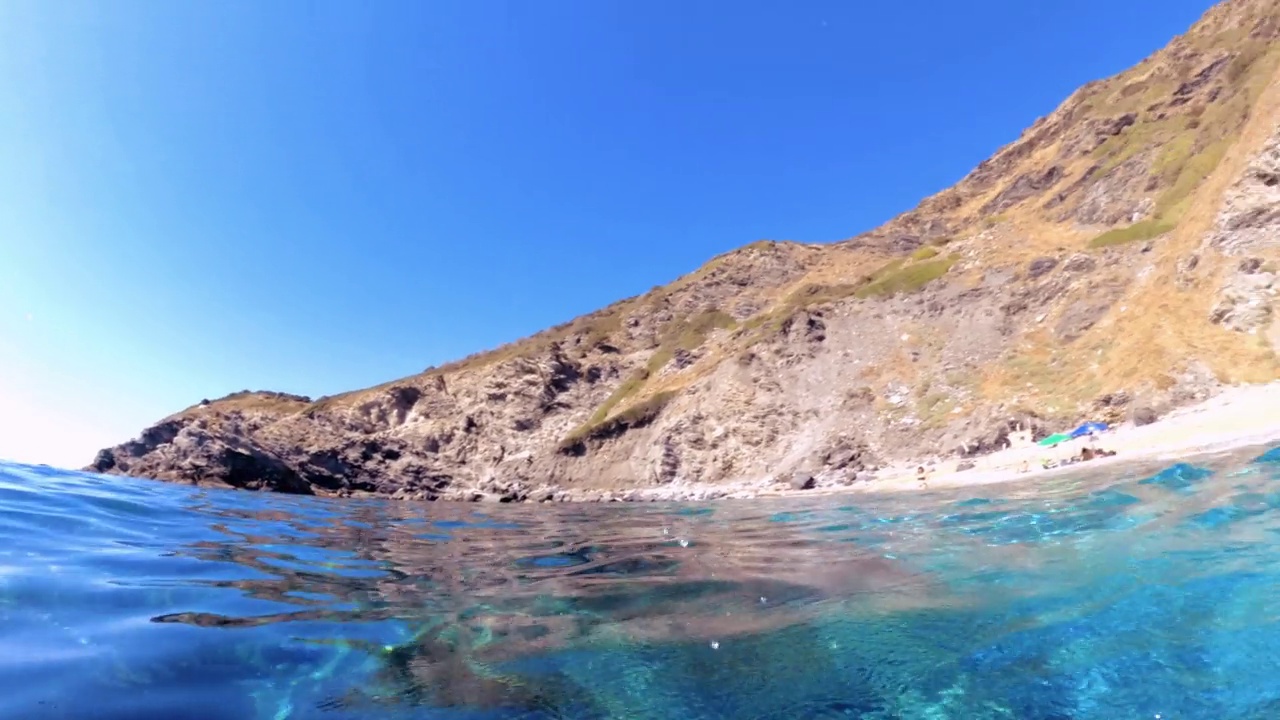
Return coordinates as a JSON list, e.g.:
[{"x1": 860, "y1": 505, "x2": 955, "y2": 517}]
[
  {"x1": 1037, "y1": 432, "x2": 1072, "y2": 447},
  {"x1": 1070, "y1": 421, "x2": 1108, "y2": 438}
]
